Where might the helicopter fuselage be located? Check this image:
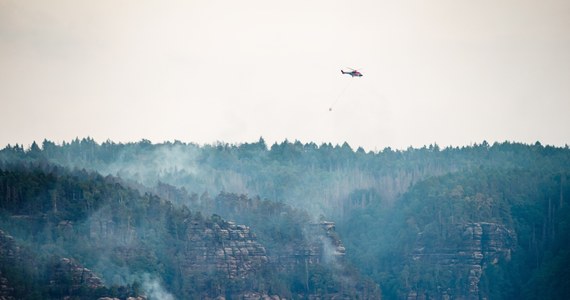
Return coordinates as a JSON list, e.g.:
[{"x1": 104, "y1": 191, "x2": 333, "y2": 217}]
[{"x1": 341, "y1": 70, "x2": 363, "y2": 77}]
